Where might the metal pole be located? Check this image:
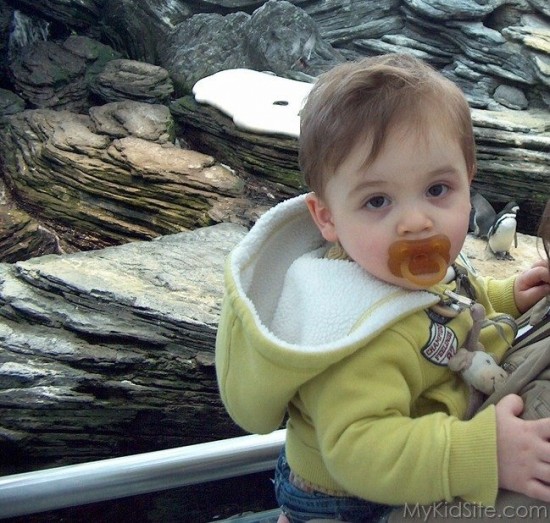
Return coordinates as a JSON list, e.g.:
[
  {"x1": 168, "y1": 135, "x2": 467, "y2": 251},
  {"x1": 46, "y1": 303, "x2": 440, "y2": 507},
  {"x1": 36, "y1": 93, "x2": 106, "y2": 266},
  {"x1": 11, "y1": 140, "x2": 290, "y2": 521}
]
[{"x1": 0, "y1": 429, "x2": 285, "y2": 518}]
